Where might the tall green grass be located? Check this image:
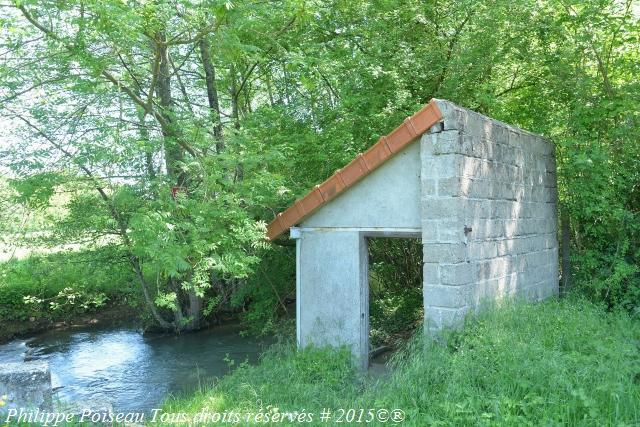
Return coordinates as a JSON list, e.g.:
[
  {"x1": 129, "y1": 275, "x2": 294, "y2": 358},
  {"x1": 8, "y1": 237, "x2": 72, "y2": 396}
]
[{"x1": 164, "y1": 298, "x2": 640, "y2": 426}]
